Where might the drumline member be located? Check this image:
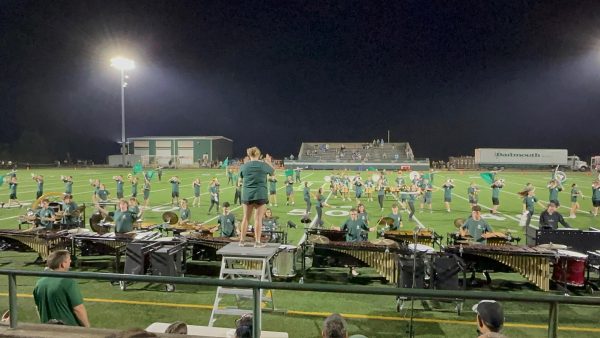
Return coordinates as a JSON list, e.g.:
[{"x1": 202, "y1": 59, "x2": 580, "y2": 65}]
[
  {"x1": 129, "y1": 175, "x2": 138, "y2": 198},
  {"x1": 114, "y1": 175, "x2": 125, "y2": 200},
  {"x1": 7, "y1": 176, "x2": 22, "y2": 208},
  {"x1": 169, "y1": 176, "x2": 180, "y2": 206},
  {"x1": 539, "y1": 201, "x2": 570, "y2": 230},
  {"x1": 376, "y1": 178, "x2": 386, "y2": 211},
  {"x1": 268, "y1": 174, "x2": 278, "y2": 207},
  {"x1": 354, "y1": 175, "x2": 364, "y2": 203},
  {"x1": 208, "y1": 178, "x2": 220, "y2": 214},
  {"x1": 547, "y1": 179, "x2": 563, "y2": 207},
  {"x1": 315, "y1": 187, "x2": 330, "y2": 227},
  {"x1": 233, "y1": 178, "x2": 242, "y2": 206},
  {"x1": 442, "y1": 179, "x2": 454, "y2": 212},
  {"x1": 419, "y1": 178, "x2": 433, "y2": 213},
  {"x1": 61, "y1": 175, "x2": 73, "y2": 196},
  {"x1": 179, "y1": 199, "x2": 191, "y2": 224},
  {"x1": 95, "y1": 199, "x2": 136, "y2": 234},
  {"x1": 591, "y1": 180, "x2": 600, "y2": 217},
  {"x1": 36, "y1": 198, "x2": 56, "y2": 229},
  {"x1": 490, "y1": 179, "x2": 504, "y2": 214},
  {"x1": 33, "y1": 174, "x2": 44, "y2": 199},
  {"x1": 192, "y1": 178, "x2": 201, "y2": 207},
  {"x1": 61, "y1": 194, "x2": 79, "y2": 228},
  {"x1": 303, "y1": 182, "x2": 311, "y2": 217},
  {"x1": 569, "y1": 183, "x2": 581, "y2": 218},
  {"x1": 217, "y1": 201, "x2": 236, "y2": 238},
  {"x1": 285, "y1": 176, "x2": 295, "y2": 206},
  {"x1": 239, "y1": 147, "x2": 275, "y2": 247},
  {"x1": 467, "y1": 182, "x2": 479, "y2": 207},
  {"x1": 459, "y1": 205, "x2": 493, "y2": 243},
  {"x1": 387, "y1": 203, "x2": 403, "y2": 230}
]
